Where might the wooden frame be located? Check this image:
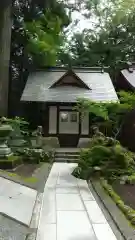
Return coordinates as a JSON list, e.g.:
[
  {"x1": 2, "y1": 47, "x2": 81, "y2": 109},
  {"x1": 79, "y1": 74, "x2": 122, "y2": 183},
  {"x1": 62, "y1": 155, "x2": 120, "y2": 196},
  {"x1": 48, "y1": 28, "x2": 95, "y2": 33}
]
[
  {"x1": 50, "y1": 70, "x2": 91, "y2": 90},
  {"x1": 42, "y1": 102, "x2": 91, "y2": 146},
  {"x1": 47, "y1": 104, "x2": 90, "y2": 136}
]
